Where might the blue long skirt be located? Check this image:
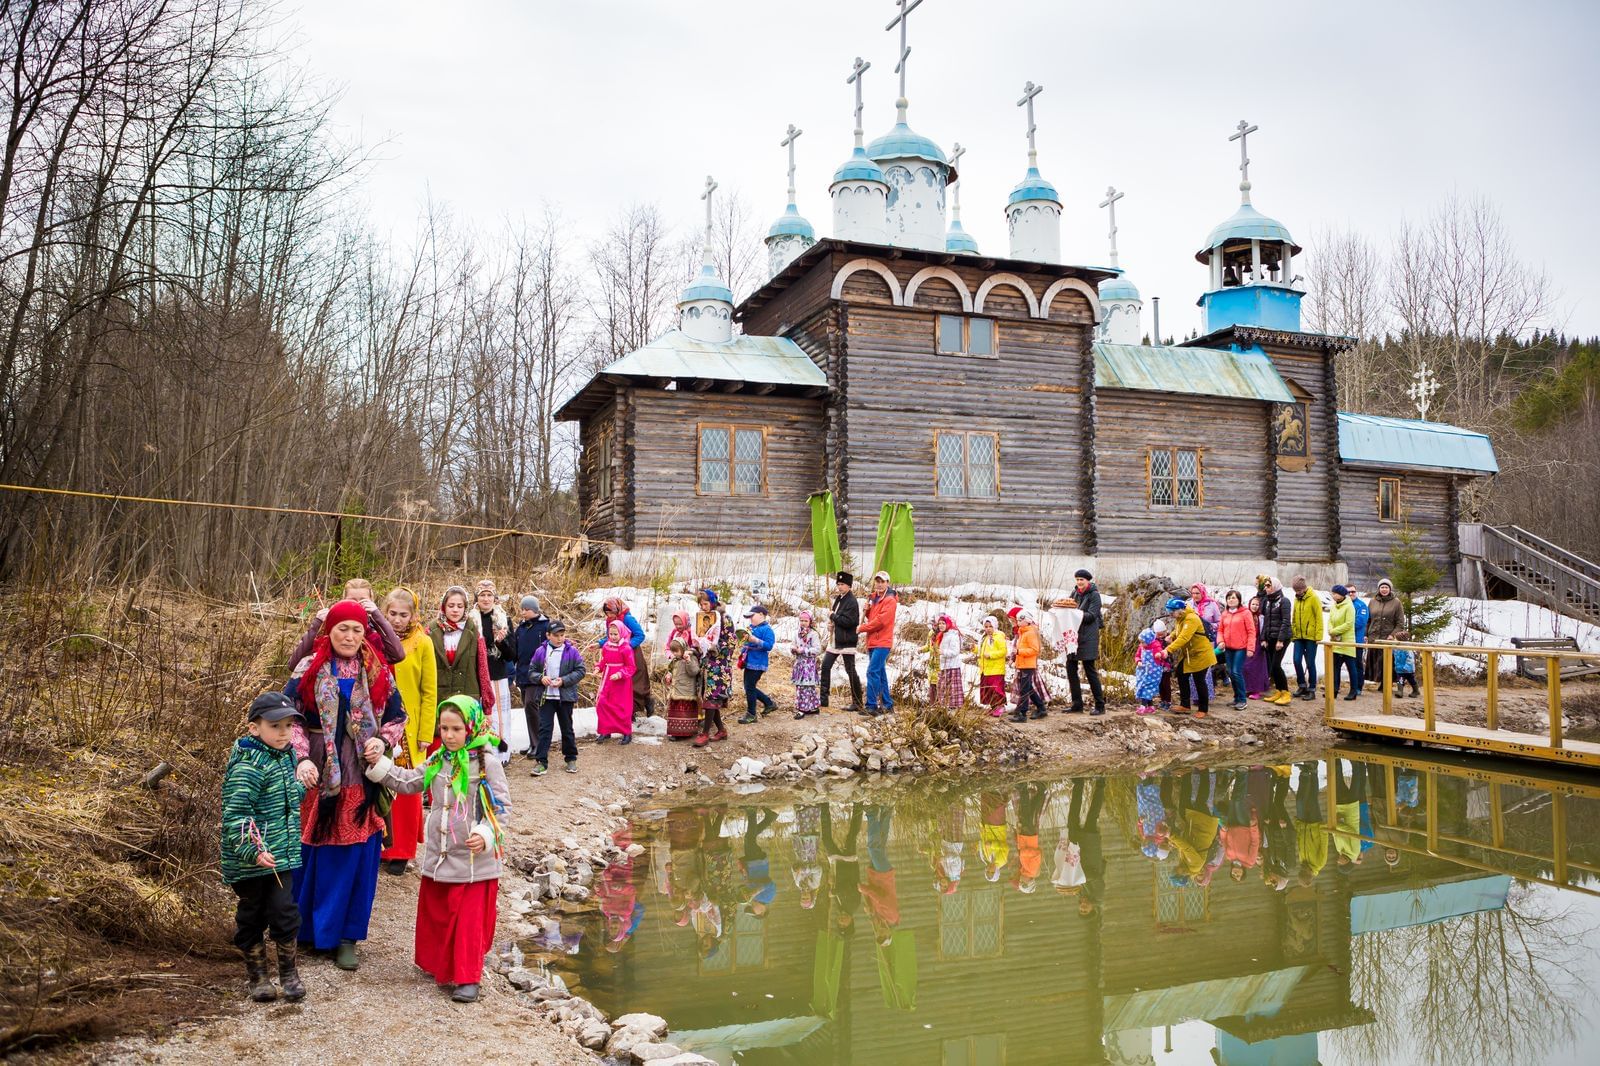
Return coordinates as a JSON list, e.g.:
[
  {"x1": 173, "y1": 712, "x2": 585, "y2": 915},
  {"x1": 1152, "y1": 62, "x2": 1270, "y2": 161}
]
[{"x1": 292, "y1": 833, "x2": 383, "y2": 948}]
